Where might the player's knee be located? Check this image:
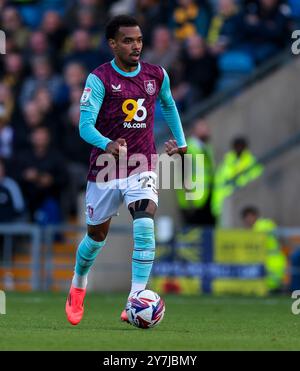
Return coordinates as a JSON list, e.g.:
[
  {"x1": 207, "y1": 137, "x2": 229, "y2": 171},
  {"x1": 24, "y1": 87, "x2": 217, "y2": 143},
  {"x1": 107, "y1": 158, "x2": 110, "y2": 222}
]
[
  {"x1": 87, "y1": 227, "x2": 107, "y2": 242},
  {"x1": 129, "y1": 199, "x2": 156, "y2": 220}
]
